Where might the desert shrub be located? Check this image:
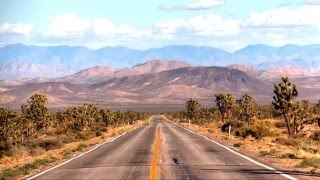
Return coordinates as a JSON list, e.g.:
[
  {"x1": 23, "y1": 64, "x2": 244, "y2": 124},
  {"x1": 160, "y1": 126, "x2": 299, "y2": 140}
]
[
  {"x1": 310, "y1": 130, "x2": 320, "y2": 141},
  {"x1": 275, "y1": 121, "x2": 287, "y2": 128},
  {"x1": 59, "y1": 133, "x2": 77, "y2": 144},
  {"x1": 22, "y1": 163, "x2": 37, "y2": 172},
  {"x1": 26, "y1": 138, "x2": 63, "y2": 151},
  {"x1": 89, "y1": 142, "x2": 98, "y2": 147},
  {"x1": 39, "y1": 138, "x2": 63, "y2": 150},
  {"x1": 0, "y1": 150, "x2": 5, "y2": 159},
  {"x1": 221, "y1": 120, "x2": 245, "y2": 132},
  {"x1": 0, "y1": 157, "x2": 56, "y2": 179},
  {"x1": 214, "y1": 121, "x2": 224, "y2": 128},
  {"x1": 6, "y1": 145, "x2": 29, "y2": 158},
  {"x1": 24, "y1": 137, "x2": 63, "y2": 151},
  {"x1": 24, "y1": 139, "x2": 38, "y2": 149},
  {"x1": 76, "y1": 130, "x2": 95, "y2": 140},
  {"x1": 255, "y1": 121, "x2": 277, "y2": 138},
  {"x1": 297, "y1": 139, "x2": 320, "y2": 154},
  {"x1": 297, "y1": 158, "x2": 320, "y2": 168},
  {"x1": 62, "y1": 149, "x2": 72, "y2": 158},
  {"x1": 274, "y1": 137, "x2": 299, "y2": 146},
  {"x1": 235, "y1": 121, "x2": 276, "y2": 139},
  {"x1": 280, "y1": 153, "x2": 298, "y2": 159},
  {"x1": 32, "y1": 157, "x2": 56, "y2": 166},
  {"x1": 95, "y1": 131, "x2": 103, "y2": 137},
  {"x1": 43, "y1": 127, "x2": 57, "y2": 136},
  {"x1": 222, "y1": 136, "x2": 229, "y2": 140},
  {"x1": 208, "y1": 129, "x2": 215, "y2": 133},
  {"x1": 76, "y1": 143, "x2": 88, "y2": 152},
  {"x1": 275, "y1": 137, "x2": 320, "y2": 154},
  {"x1": 0, "y1": 141, "x2": 13, "y2": 158},
  {"x1": 259, "y1": 149, "x2": 279, "y2": 157},
  {"x1": 1, "y1": 167, "x2": 24, "y2": 180},
  {"x1": 93, "y1": 126, "x2": 106, "y2": 137},
  {"x1": 29, "y1": 147, "x2": 45, "y2": 156},
  {"x1": 256, "y1": 105, "x2": 276, "y2": 119},
  {"x1": 233, "y1": 143, "x2": 242, "y2": 147},
  {"x1": 235, "y1": 127, "x2": 248, "y2": 138}
]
